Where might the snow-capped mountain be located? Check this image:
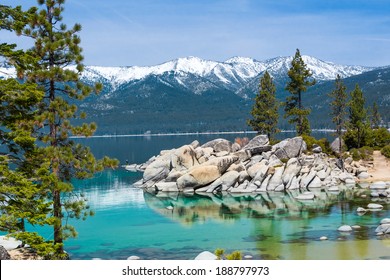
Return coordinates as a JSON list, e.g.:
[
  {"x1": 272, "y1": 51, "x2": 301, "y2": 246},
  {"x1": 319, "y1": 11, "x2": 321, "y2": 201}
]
[
  {"x1": 76, "y1": 55, "x2": 375, "y2": 96},
  {"x1": 0, "y1": 54, "x2": 376, "y2": 95},
  {"x1": 0, "y1": 55, "x2": 388, "y2": 134}
]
